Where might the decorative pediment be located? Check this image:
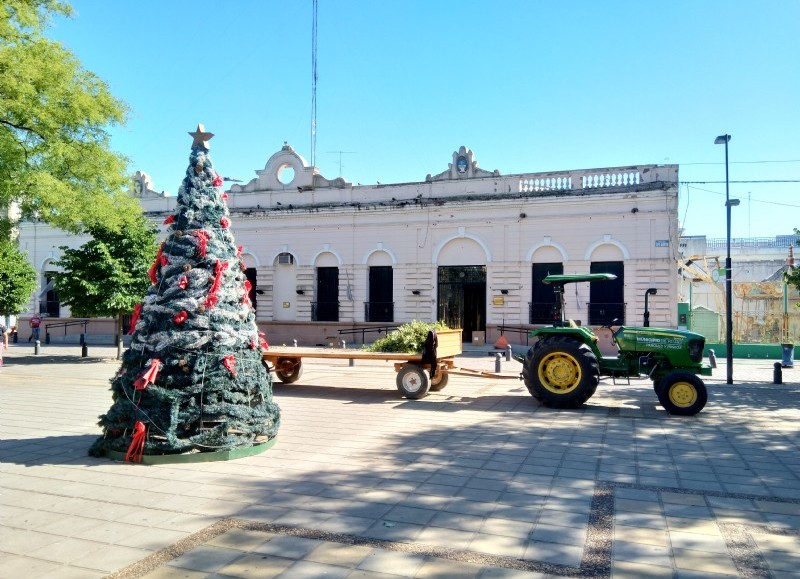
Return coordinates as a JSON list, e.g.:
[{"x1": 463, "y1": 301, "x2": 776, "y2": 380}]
[
  {"x1": 426, "y1": 146, "x2": 500, "y2": 182},
  {"x1": 230, "y1": 143, "x2": 350, "y2": 193},
  {"x1": 131, "y1": 171, "x2": 167, "y2": 198}
]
